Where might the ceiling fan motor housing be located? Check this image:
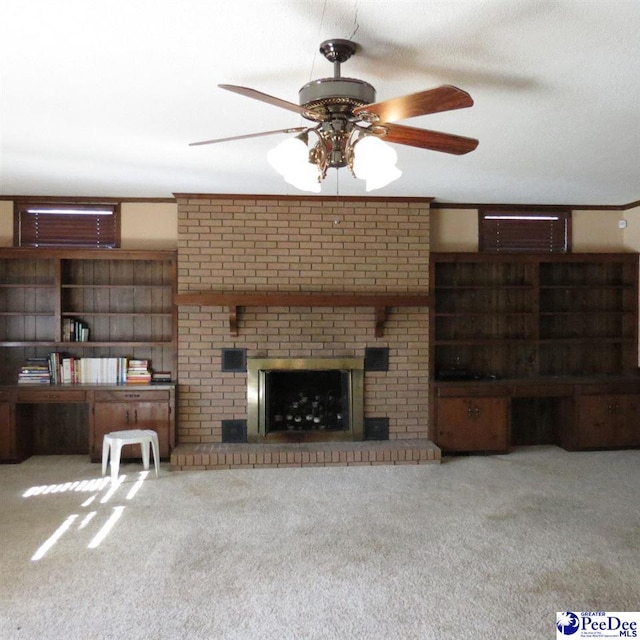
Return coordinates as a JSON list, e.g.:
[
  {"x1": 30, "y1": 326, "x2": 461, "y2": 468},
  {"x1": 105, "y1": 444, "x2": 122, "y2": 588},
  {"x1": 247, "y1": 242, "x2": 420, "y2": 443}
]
[{"x1": 299, "y1": 78, "x2": 376, "y2": 117}]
